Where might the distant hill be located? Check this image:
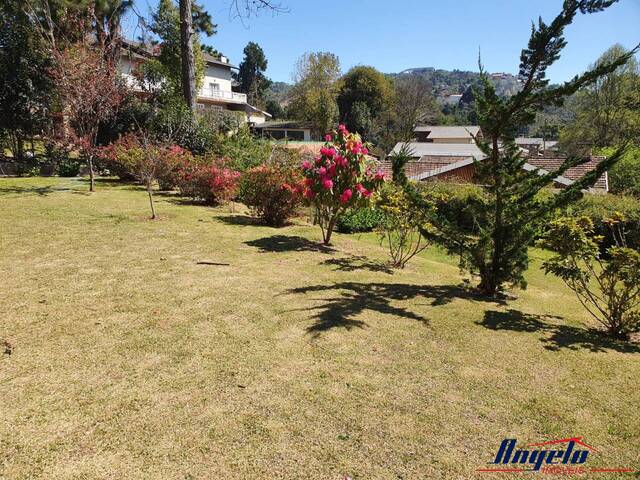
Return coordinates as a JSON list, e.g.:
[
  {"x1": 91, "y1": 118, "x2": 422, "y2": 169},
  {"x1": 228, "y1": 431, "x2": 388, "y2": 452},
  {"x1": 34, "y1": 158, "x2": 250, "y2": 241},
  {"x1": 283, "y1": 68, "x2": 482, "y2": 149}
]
[
  {"x1": 266, "y1": 81, "x2": 293, "y2": 105},
  {"x1": 392, "y1": 67, "x2": 523, "y2": 103},
  {"x1": 266, "y1": 67, "x2": 523, "y2": 108}
]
